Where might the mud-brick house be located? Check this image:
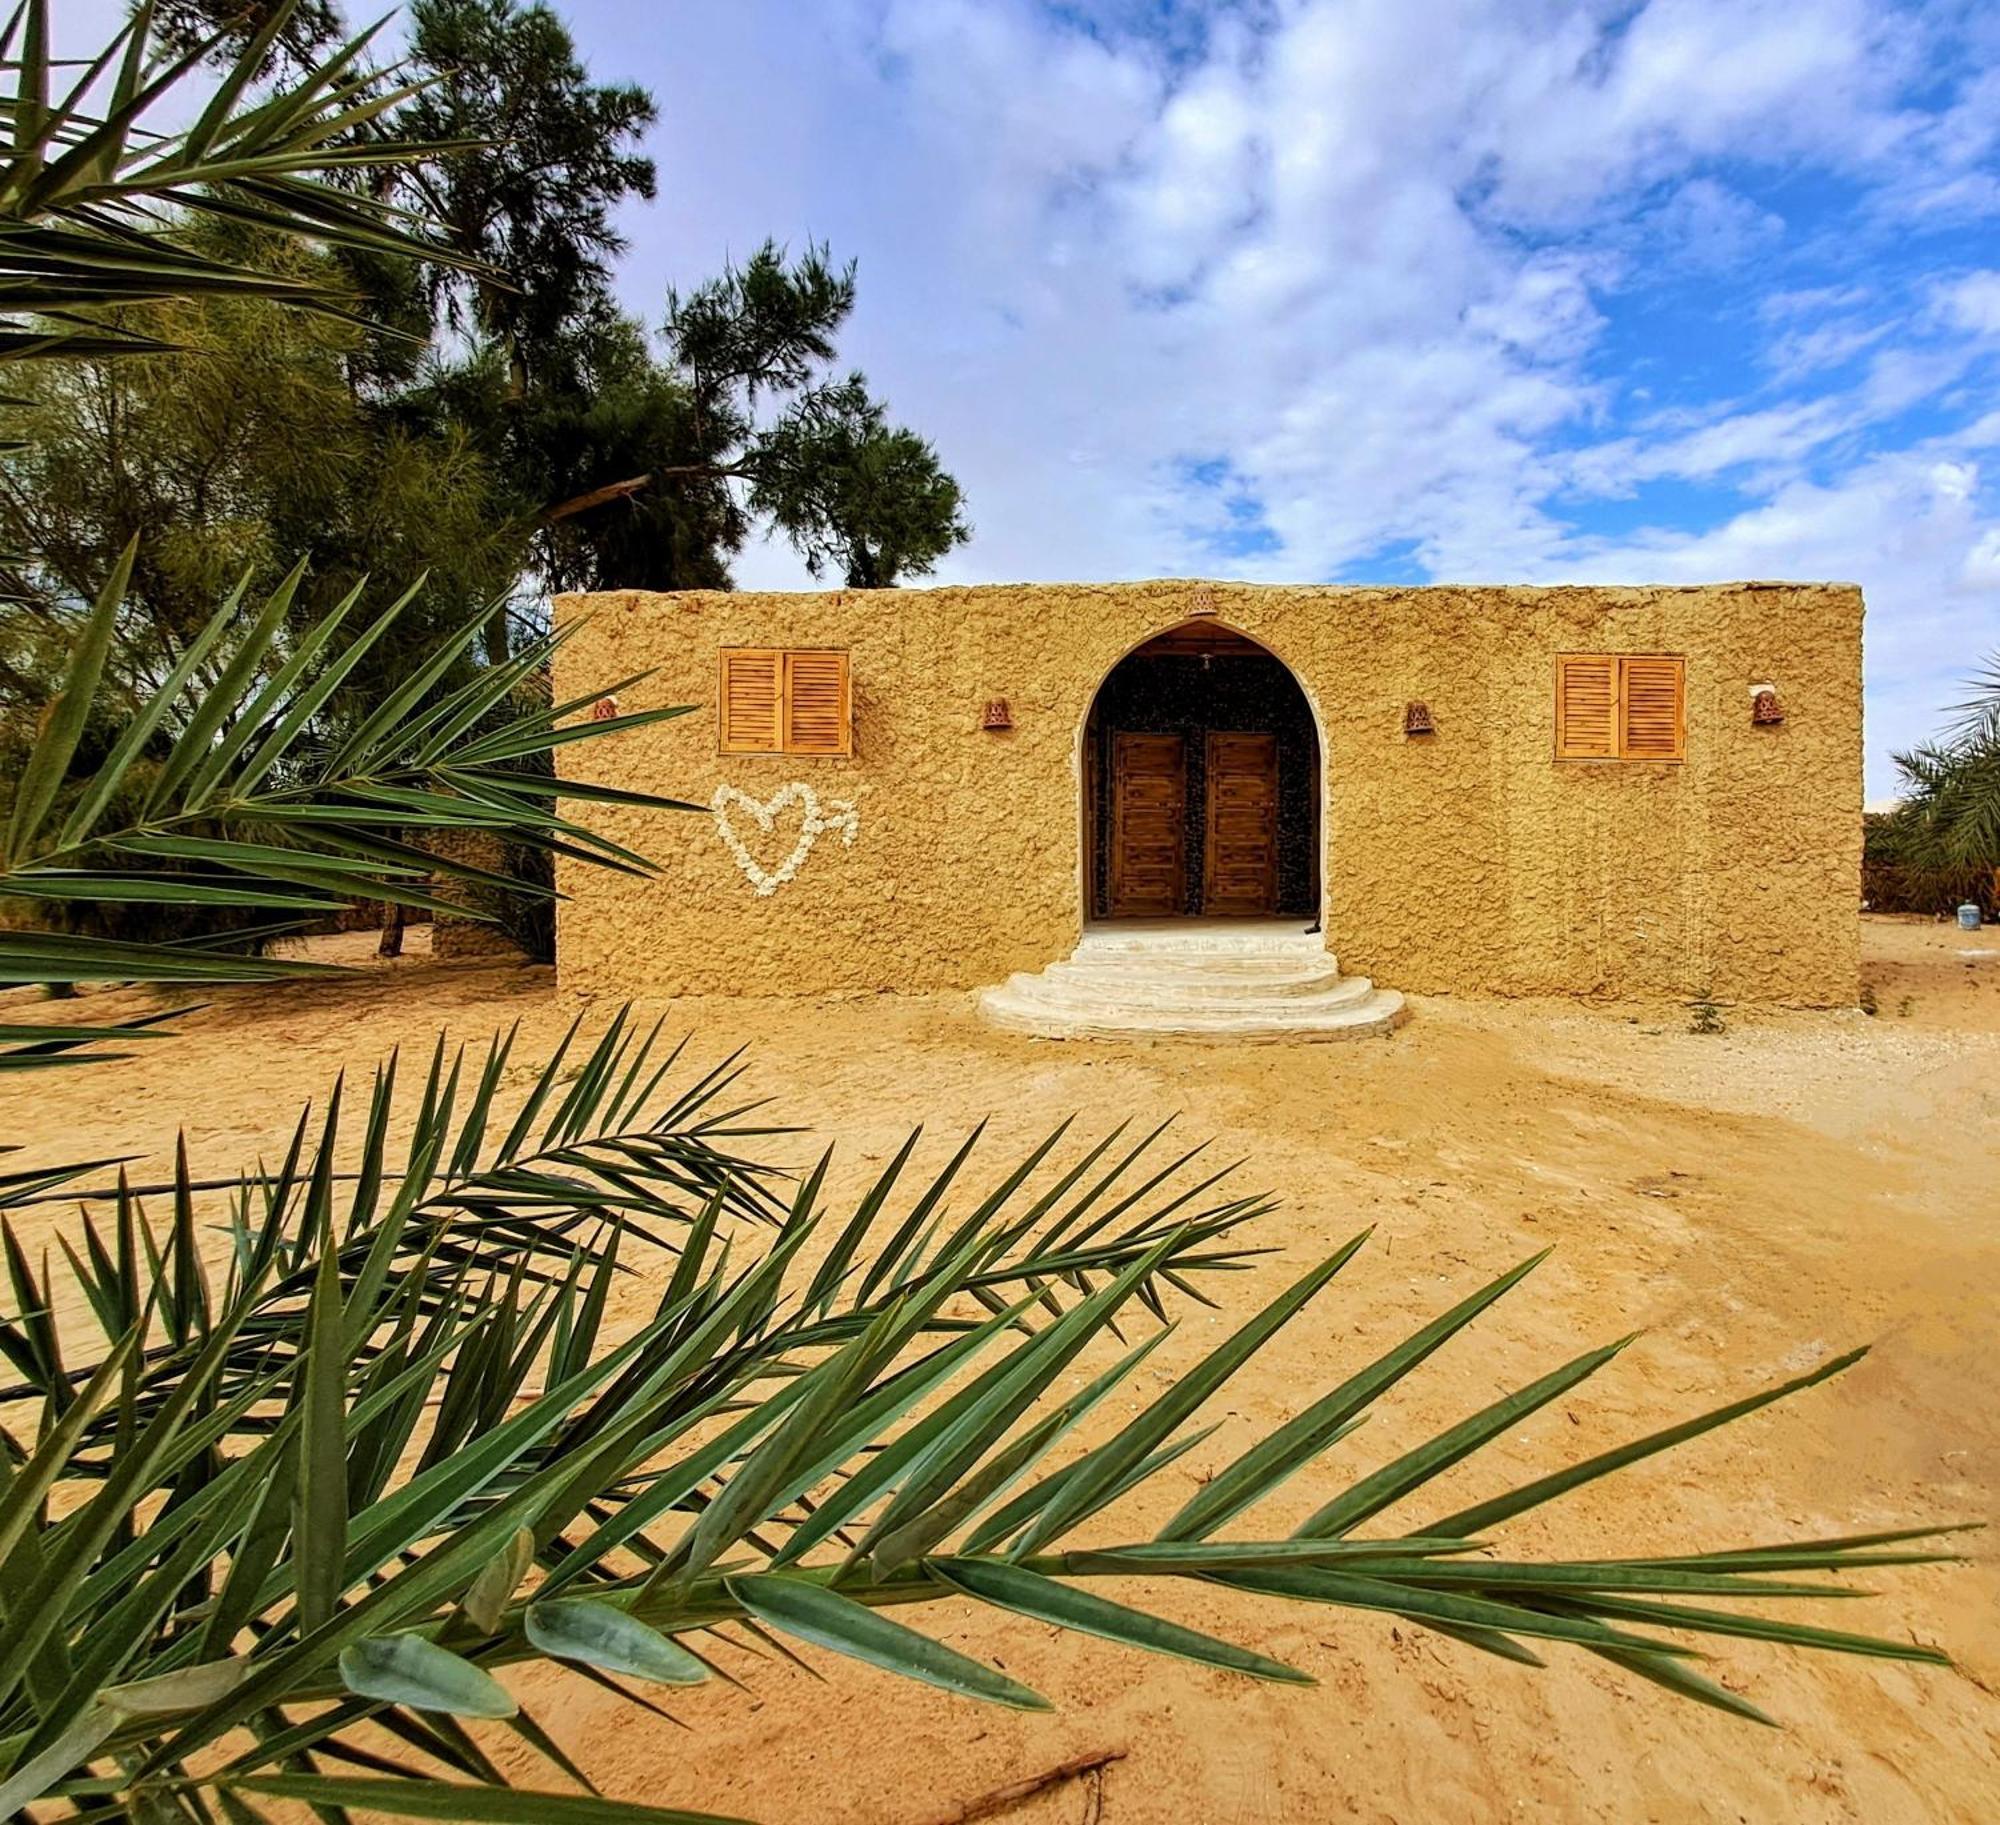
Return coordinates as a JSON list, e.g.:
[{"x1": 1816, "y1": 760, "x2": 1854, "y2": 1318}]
[{"x1": 551, "y1": 580, "x2": 1862, "y2": 1038}]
